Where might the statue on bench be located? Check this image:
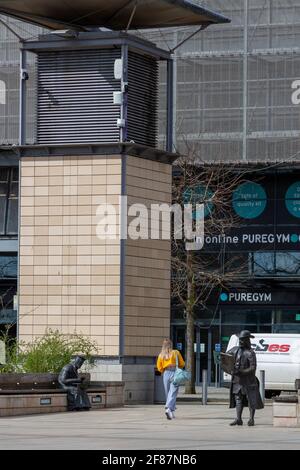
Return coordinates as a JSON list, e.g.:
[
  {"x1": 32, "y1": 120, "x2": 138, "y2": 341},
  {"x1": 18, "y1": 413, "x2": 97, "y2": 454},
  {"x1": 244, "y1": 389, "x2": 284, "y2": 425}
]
[{"x1": 58, "y1": 355, "x2": 91, "y2": 411}]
